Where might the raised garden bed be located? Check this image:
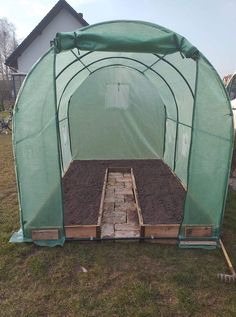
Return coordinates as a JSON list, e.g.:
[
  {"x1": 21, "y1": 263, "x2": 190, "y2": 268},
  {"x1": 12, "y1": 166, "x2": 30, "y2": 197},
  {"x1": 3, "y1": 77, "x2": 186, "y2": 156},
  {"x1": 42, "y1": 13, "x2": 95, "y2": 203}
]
[{"x1": 62, "y1": 160, "x2": 186, "y2": 241}]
